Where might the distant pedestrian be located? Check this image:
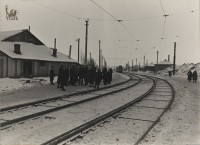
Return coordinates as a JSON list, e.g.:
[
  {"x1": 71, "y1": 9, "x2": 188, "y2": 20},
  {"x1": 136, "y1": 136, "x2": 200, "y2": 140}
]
[
  {"x1": 49, "y1": 67, "x2": 55, "y2": 85},
  {"x1": 192, "y1": 70, "x2": 198, "y2": 83},
  {"x1": 64, "y1": 67, "x2": 69, "y2": 86},
  {"x1": 102, "y1": 67, "x2": 107, "y2": 85},
  {"x1": 60, "y1": 66, "x2": 66, "y2": 91},
  {"x1": 69, "y1": 67, "x2": 77, "y2": 86},
  {"x1": 78, "y1": 66, "x2": 84, "y2": 85},
  {"x1": 84, "y1": 66, "x2": 89, "y2": 85},
  {"x1": 187, "y1": 70, "x2": 192, "y2": 82},
  {"x1": 168, "y1": 71, "x2": 172, "y2": 77},
  {"x1": 95, "y1": 69, "x2": 102, "y2": 88},
  {"x1": 89, "y1": 67, "x2": 96, "y2": 87},
  {"x1": 107, "y1": 68, "x2": 113, "y2": 84},
  {"x1": 57, "y1": 65, "x2": 63, "y2": 88}
]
